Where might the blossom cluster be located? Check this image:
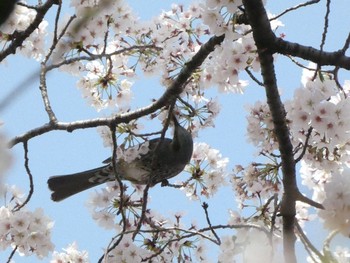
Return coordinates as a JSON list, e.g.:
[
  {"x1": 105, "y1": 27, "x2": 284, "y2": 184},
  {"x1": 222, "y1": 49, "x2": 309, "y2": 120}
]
[
  {"x1": 4, "y1": 0, "x2": 346, "y2": 261},
  {"x1": 245, "y1": 66, "x2": 350, "y2": 237},
  {"x1": 104, "y1": 232, "x2": 208, "y2": 262},
  {"x1": 0, "y1": 206, "x2": 54, "y2": 258},
  {"x1": 180, "y1": 142, "x2": 229, "y2": 200},
  {"x1": 97, "y1": 120, "x2": 153, "y2": 166},
  {"x1": 51, "y1": 242, "x2": 89, "y2": 263},
  {"x1": 172, "y1": 98, "x2": 222, "y2": 136},
  {"x1": 0, "y1": 2, "x2": 48, "y2": 61},
  {"x1": 218, "y1": 210, "x2": 284, "y2": 262},
  {"x1": 218, "y1": 229, "x2": 282, "y2": 263},
  {"x1": 287, "y1": 74, "x2": 350, "y2": 164},
  {"x1": 87, "y1": 182, "x2": 209, "y2": 261},
  {"x1": 246, "y1": 68, "x2": 350, "y2": 156},
  {"x1": 246, "y1": 67, "x2": 350, "y2": 168},
  {"x1": 289, "y1": 70, "x2": 350, "y2": 237},
  {"x1": 231, "y1": 163, "x2": 281, "y2": 209},
  {"x1": 87, "y1": 182, "x2": 126, "y2": 229},
  {"x1": 246, "y1": 101, "x2": 277, "y2": 153},
  {"x1": 317, "y1": 168, "x2": 350, "y2": 237},
  {"x1": 231, "y1": 164, "x2": 316, "y2": 232},
  {"x1": 103, "y1": 234, "x2": 152, "y2": 262},
  {"x1": 330, "y1": 246, "x2": 350, "y2": 263},
  {"x1": 51, "y1": 0, "x2": 281, "y2": 117},
  {"x1": 76, "y1": 62, "x2": 134, "y2": 111}
]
